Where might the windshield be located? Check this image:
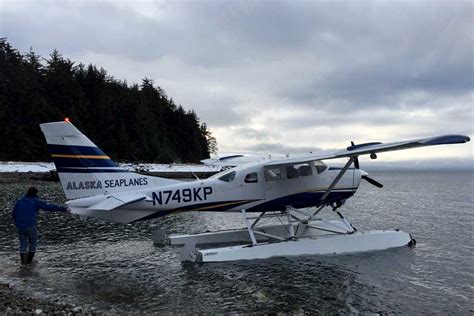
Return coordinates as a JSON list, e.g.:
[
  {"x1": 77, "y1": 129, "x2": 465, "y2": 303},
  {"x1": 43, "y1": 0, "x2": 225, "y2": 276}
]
[{"x1": 314, "y1": 160, "x2": 328, "y2": 173}]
